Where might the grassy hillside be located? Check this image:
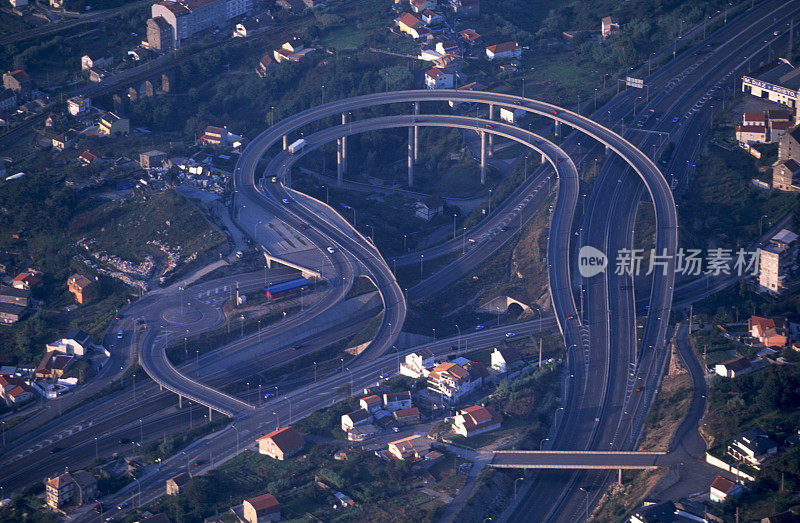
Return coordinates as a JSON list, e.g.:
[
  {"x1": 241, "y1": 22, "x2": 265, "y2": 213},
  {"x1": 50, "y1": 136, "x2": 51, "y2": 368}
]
[{"x1": 69, "y1": 190, "x2": 225, "y2": 266}]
